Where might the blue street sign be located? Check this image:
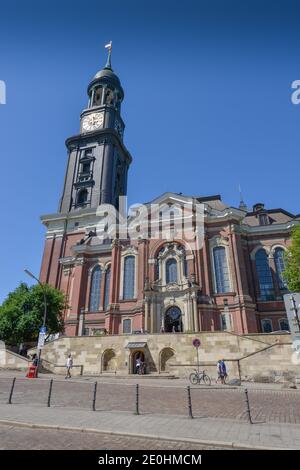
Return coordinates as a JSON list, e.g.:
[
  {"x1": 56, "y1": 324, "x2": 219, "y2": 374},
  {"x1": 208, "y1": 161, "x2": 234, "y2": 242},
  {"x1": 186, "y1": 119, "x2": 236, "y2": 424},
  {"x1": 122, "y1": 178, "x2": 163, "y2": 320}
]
[{"x1": 40, "y1": 326, "x2": 47, "y2": 334}]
